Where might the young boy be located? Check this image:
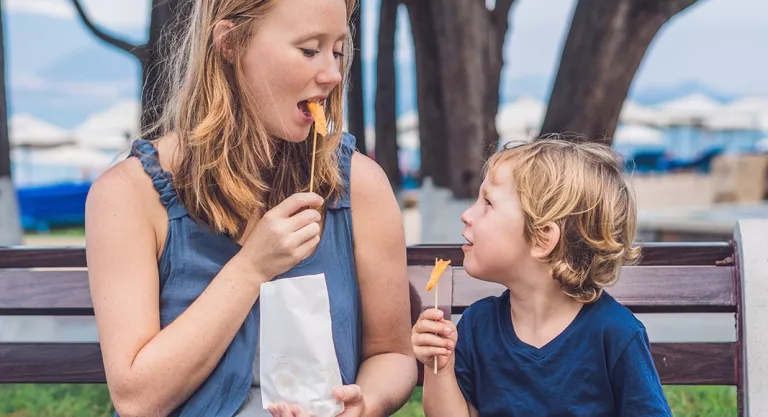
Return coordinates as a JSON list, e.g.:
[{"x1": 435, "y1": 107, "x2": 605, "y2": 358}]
[{"x1": 411, "y1": 138, "x2": 672, "y2": 416}]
